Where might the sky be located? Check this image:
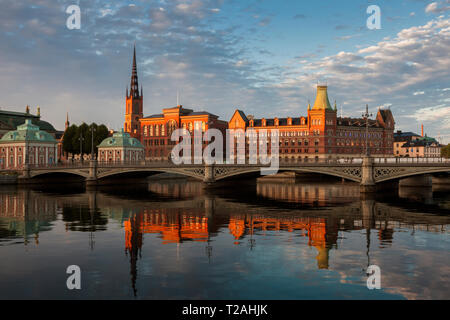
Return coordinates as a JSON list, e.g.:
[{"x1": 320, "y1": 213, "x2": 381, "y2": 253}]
[{"x1": 0, "y1": 0, "x2": 449, "y2": 143}]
